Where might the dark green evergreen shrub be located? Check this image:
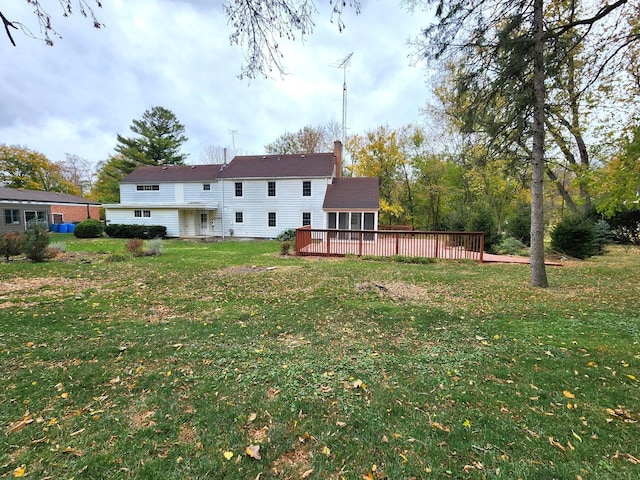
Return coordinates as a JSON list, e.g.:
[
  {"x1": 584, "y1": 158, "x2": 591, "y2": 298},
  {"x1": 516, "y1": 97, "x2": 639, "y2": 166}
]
[
  {"x1": 105, "y1": 224, "x2": 167, "y2": 239},
  {"x1": 0, "y1": 232, "x2": 26, "y2": 261},
  {"x1": 276, "y1": 229, "x2": 296, "y2": 241},
  {"x1": 505, "y1": 203, "x2": 531, "y2": 246},
  {"x1": 73, "y1": 219, "x2": 104, "y2": 238},
  {"x1": 24, "y1": 227, "x2": 50, "y2": 262},
  {"x1": 468, "y1": 205, "x2": 501, "y2": 253},
  {"x1": 608, "y1": 208, "x2": 640, "y2": 245},
  {"x1": 550, "y1": 216, "x2": 597, "y2": 259},
  {"x1": 495, "y1": 237, "x2": 528, "y2": 256}
]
